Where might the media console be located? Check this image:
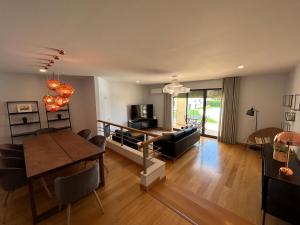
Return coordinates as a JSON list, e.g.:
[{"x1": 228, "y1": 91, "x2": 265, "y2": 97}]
[{"x1": 128, "y1": 118, "x2": 158, "y2": 129}]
